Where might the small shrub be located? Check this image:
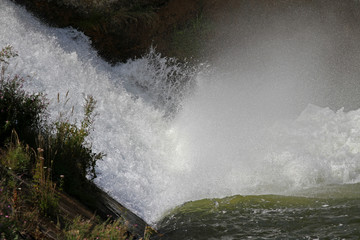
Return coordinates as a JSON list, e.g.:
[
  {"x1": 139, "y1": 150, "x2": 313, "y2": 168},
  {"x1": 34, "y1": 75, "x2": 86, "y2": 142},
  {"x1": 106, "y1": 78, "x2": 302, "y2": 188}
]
[
  {"x1": 0, "y1": 45, "x2": 117, "y2": 234},
  {"x1": 0, "y1": 131, "x2": 31, "y2": 175},
  {"x1": 0, "y1": 45, "x2": 47, "y2": 147},
  {"x1": 0, "y1": 45, "x2": 18, "y2": 64},
  {"x1": 0, "y1": 45, "x2": 104, "y2": 197},
  {"x1": 42, "y1": 94, "x2": 104, "y2": 199},
  {"x1": 54, "y1": 95, "x2": 101, "y2": 178},
  {"x1": 1, "y1": 144, "x2": 31, "y2": 175}
]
